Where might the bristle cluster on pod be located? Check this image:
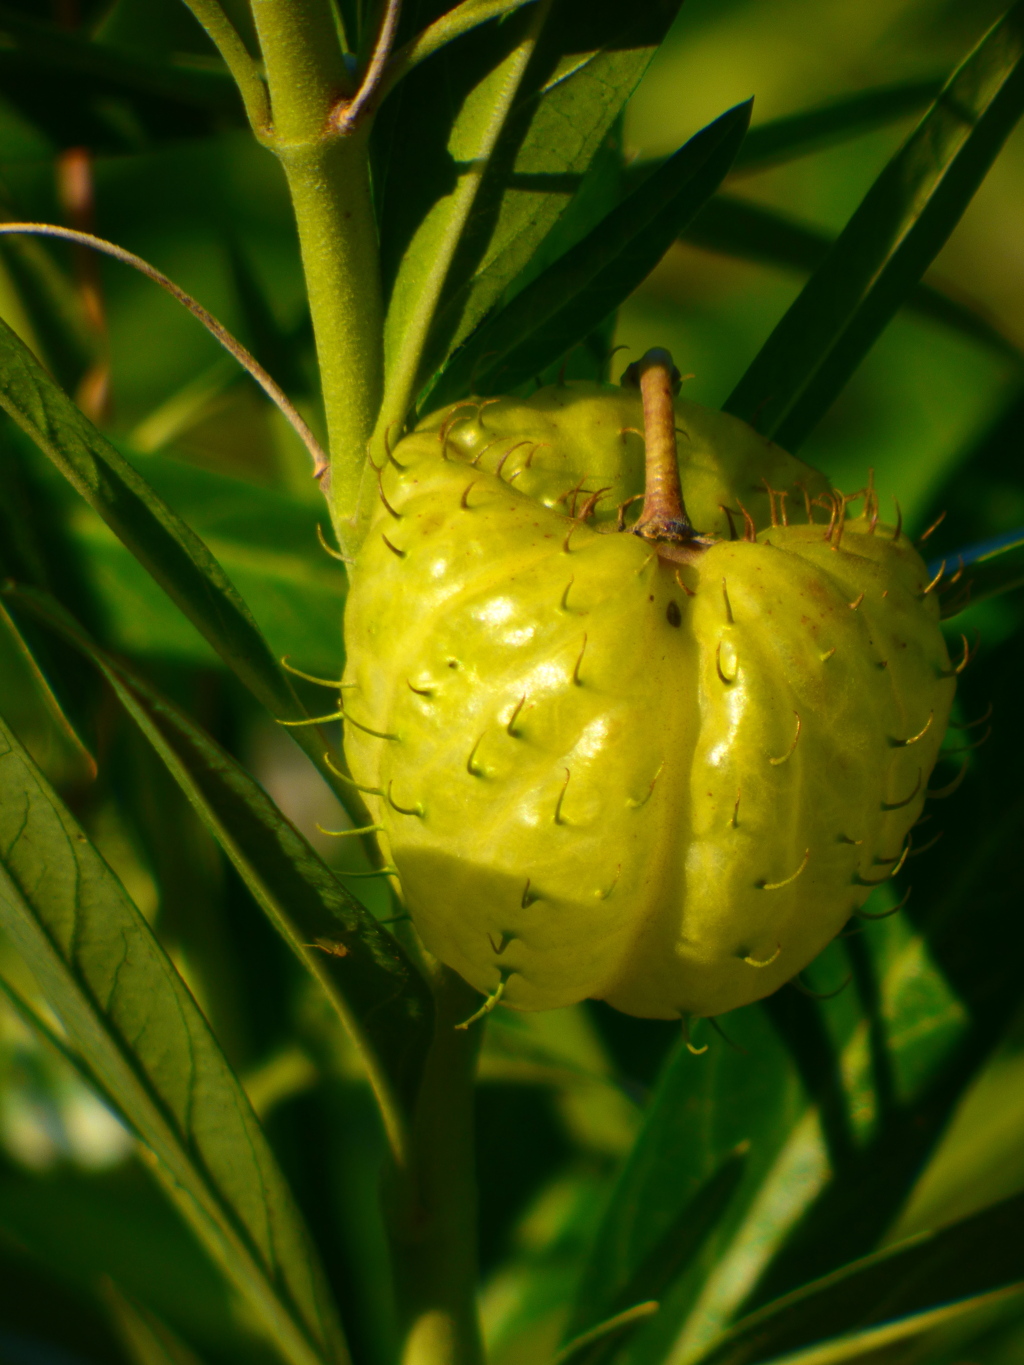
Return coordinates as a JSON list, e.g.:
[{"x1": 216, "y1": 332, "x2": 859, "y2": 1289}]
[{"x1": 341, "y1": 378, "x2": 955, "y2": 1020}]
